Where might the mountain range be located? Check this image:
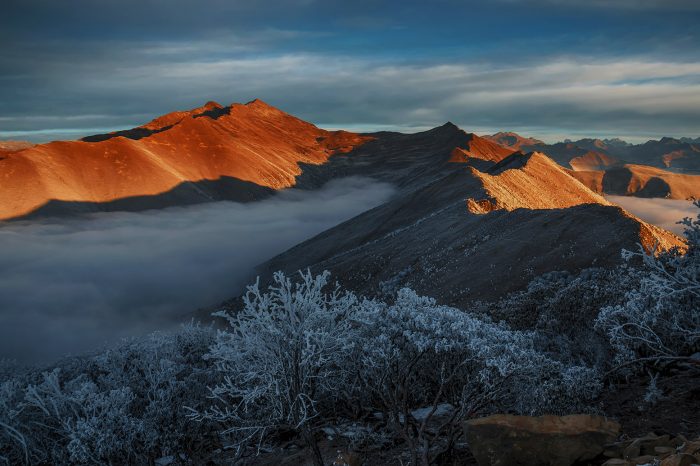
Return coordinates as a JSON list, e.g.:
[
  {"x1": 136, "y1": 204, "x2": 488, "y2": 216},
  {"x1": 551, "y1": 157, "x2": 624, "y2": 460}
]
[
  {"x1": 1, "y1": 100, "x2": 698, "y2": 222},
  {"x1": 485, "y1": 132, "x2": 700, "y2": 199},
  {"x1": 0, "y1": 100, "x2": 692, "y2": 304},
  {"x1": 253, "y1": 130, "x2": 682, "y2": 306},
  {"x1": 487, "y1": 132, "x2": 700, "y2": 173}
]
